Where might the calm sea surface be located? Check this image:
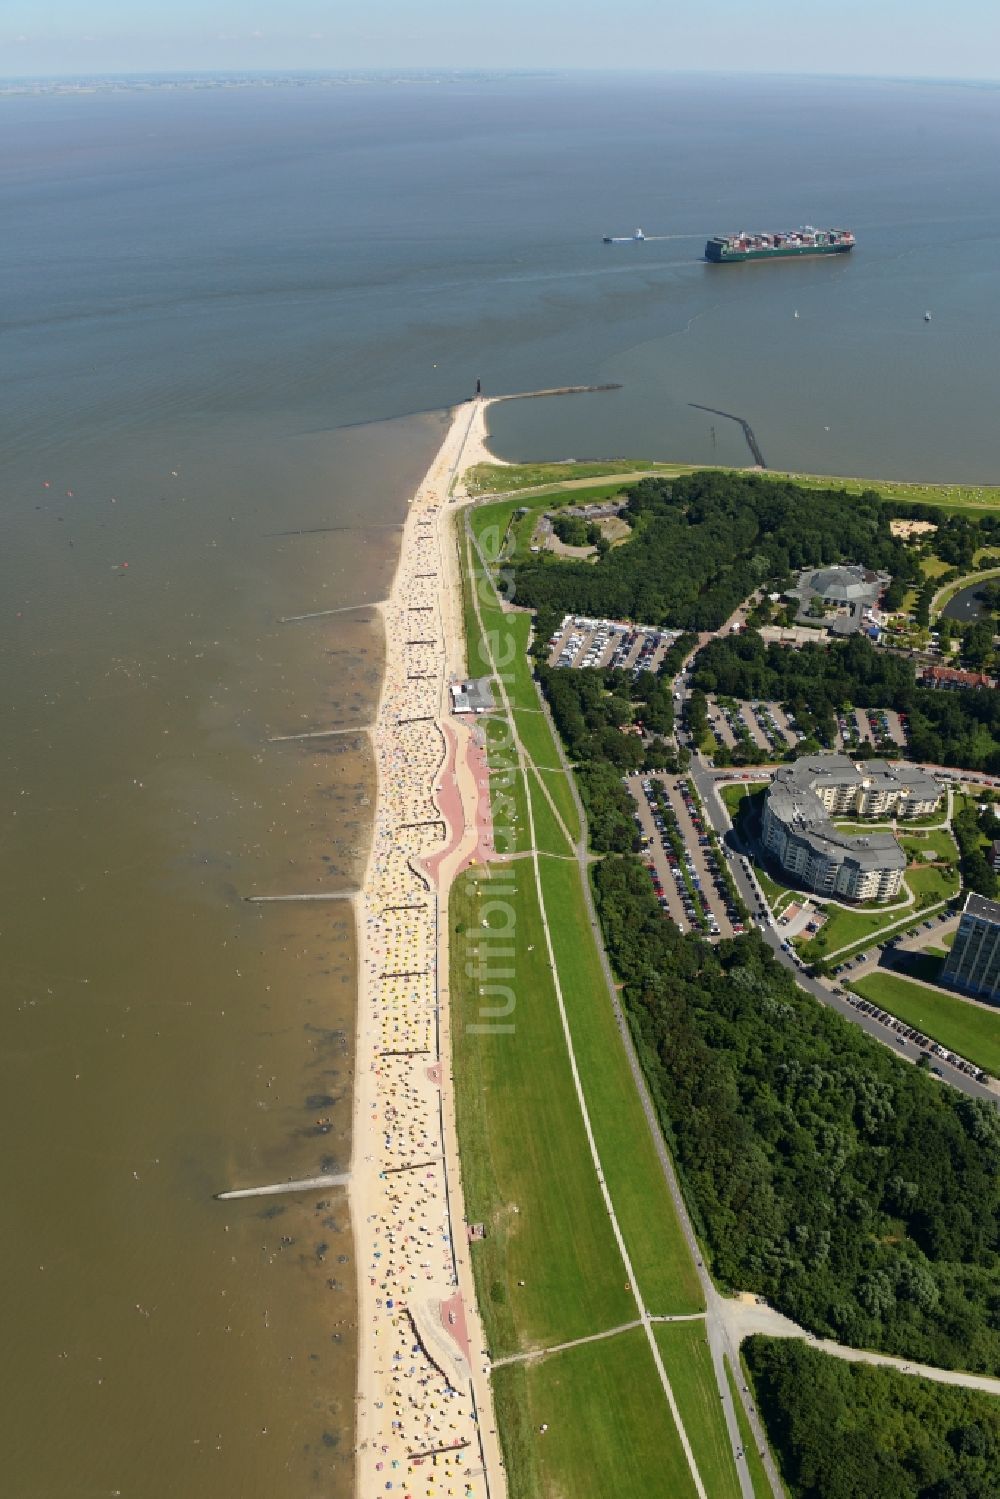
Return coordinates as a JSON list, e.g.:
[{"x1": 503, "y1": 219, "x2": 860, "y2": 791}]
[{"x1": 3, "y1": 71, "x2": 1000, "y2": 1498}]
